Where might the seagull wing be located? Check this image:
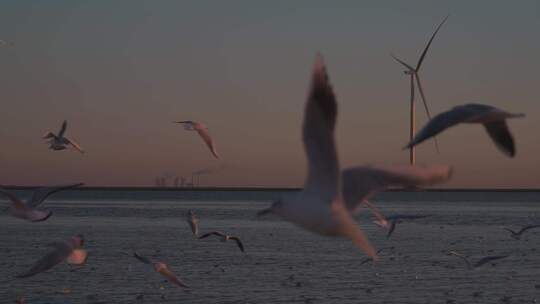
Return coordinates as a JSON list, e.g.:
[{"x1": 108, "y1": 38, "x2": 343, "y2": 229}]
[
  {"x1": 133, "y1": 252, "x2": 152, "y2": 265},
  {"x1": 194, "y1": 125, "x2": 219, "y2": 159},
  {"x1": 198, "y1": 231, "x2": 225, "y2": 239},
  {"x1": 518, "y1": 224, "x2": 540, "y2": 235},
  {"x1": 28, "y1": 183, "x2": 83, "y2": 208},
  {"x1": 16, "y1": 243, "x2": 72, "y2": 278},
  {"x1": 473, "y1": 255, "x2": 508, "y2": 268},
  {"x1": 42, "y1": 132, "x2": 56, "y2": 139},
  {"x1": 65, "y1": 137, "x2": 85, "y2": 154},
  {"x1": 229, "y1": 237, "x2": 245, "y2": 252},
  {"x1": 503, "y1": 227, "x2": 518, "y2": 235},
  {"x1": 416, "y1": 15, "x2": 449, "y2": 71},
  {"x1": 58, "y1": 120, "x2": 68, "y2": 138},
  {"x1": 302, "y1": 54, "x2": 339, "y2": 199},
  {"x1": 483, "y1": 120, "x2": 515, "y2": 157},
  {"x1": 155, "y1": 263, "x2": 190, "y2": 289},
  {"x1": 342, "y1": 165, "x2": 452, "y2": 213},
  {"x1": 406, "y1": 104, "x2": 491, "y2": 149},
  {"x1": 386, "y1": 221, "x2": 397, "y2": 238},
  {"x1": 448, "y1": 251, "x2": 473, "y2": 270}
]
